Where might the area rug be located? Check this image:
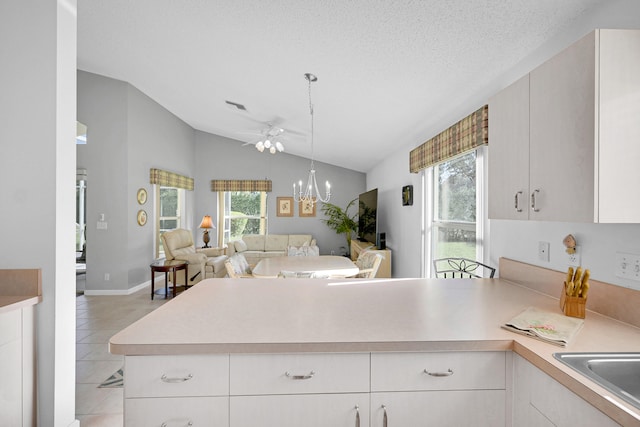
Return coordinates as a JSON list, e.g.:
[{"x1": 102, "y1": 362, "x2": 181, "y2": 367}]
[{"x1": 98, "y1": 367, "x2": 123, "y2": 388}]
